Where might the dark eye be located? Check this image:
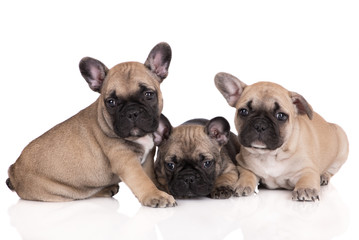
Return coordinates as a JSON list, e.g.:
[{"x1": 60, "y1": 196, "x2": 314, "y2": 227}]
[
  {"x1": 238, "y1": 108, "x2": 249, "y2": 117},
  {"x1": 276, "y1": 112, "x2": 288, "y2": 121},
  {"x1": 106, "y1": 98, "x2": 116, "y2": 108},
  {"x1": 166, "y1": 162, "x2": 175, "y2": 171},
  {"x1": 144, "y1": 91, "x2": 155, "y2": 100},
  {"x1": 203, "y1": 160, "x2": 213, "y2": 169}
]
